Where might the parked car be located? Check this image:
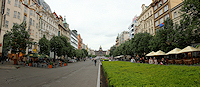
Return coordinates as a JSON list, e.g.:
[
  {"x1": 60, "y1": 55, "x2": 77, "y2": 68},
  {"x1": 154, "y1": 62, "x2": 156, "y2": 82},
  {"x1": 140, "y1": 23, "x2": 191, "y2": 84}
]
[{"x1": 68, "y1": 59, "x2": 76, "y2": 63}]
